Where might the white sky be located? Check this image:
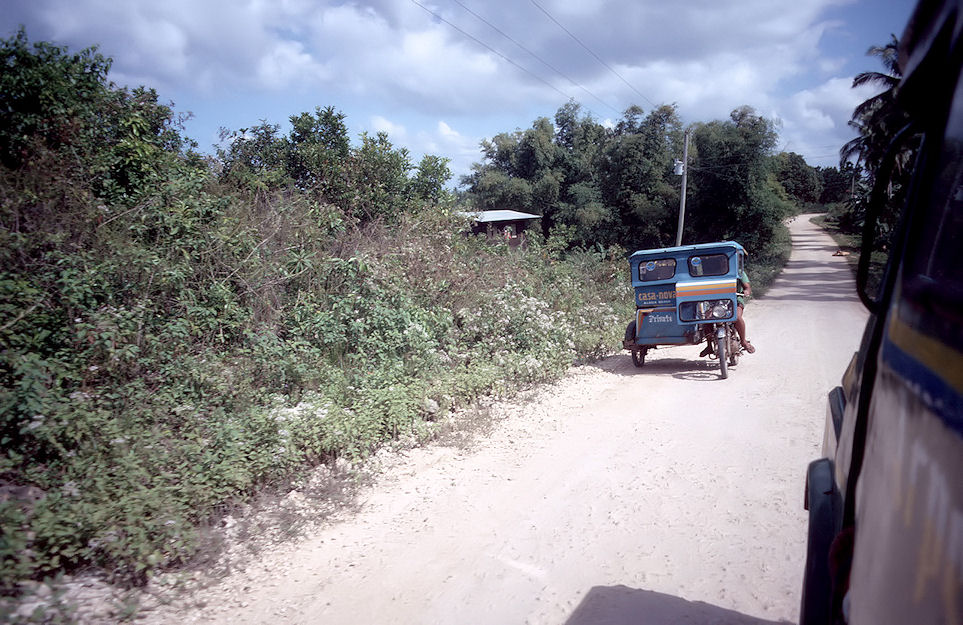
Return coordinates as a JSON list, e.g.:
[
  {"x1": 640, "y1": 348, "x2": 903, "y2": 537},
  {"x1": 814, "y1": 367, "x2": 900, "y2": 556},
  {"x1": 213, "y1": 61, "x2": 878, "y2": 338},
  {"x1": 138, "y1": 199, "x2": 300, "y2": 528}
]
[{"x1": 3, "y1": 0, "x2": 917, "y2": 185}]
